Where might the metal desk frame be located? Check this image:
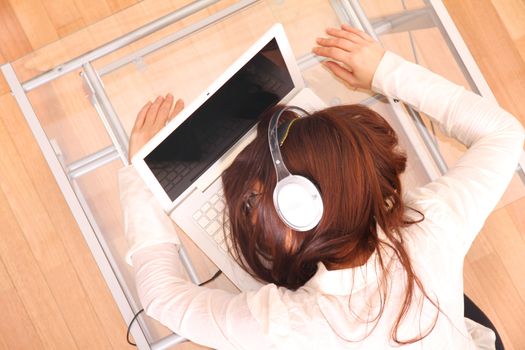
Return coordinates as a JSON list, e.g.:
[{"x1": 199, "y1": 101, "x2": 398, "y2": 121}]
[{"x1": 2, "y1": 0, "x2": 523, "y2": 348}]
